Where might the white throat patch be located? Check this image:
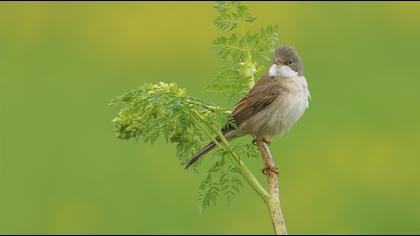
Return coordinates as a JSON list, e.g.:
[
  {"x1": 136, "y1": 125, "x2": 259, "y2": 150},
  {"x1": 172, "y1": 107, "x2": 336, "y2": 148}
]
[{"x1": 269, "y1": 64, "x2": 298, "y2": 78}]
